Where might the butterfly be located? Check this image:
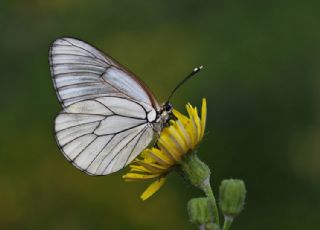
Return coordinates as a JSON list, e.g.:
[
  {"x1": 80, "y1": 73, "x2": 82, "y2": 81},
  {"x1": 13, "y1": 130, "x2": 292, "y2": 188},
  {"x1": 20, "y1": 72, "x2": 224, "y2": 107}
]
[{"x1": 49, "y1": 37, "x2": 202, "y2": 176}]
